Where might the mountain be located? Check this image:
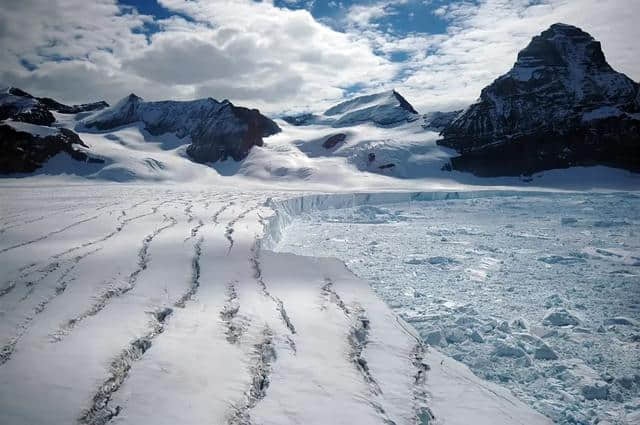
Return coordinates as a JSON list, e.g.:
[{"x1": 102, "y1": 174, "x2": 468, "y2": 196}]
[
  {"x1": 282, "y1": 90, "x2": 420, "y2": 127},
  {"x1": 422, "y1": 110, "x2": 462, "y2": 131},
  {"x1": 0, "y1": 122, "x2": 102, "y2": 173},
  {"x1": 0, "y1": 87, "x2": 108, "y2": 126},
  {"x1": 439, "y1": 23, "x2": 640, "y2": 176},
  {"x1": 83, "y1": 94, "x2": 281, "y2": 163},
  {"x1": 0, "y1": 87, "x2": 106, "y2": 174}
]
